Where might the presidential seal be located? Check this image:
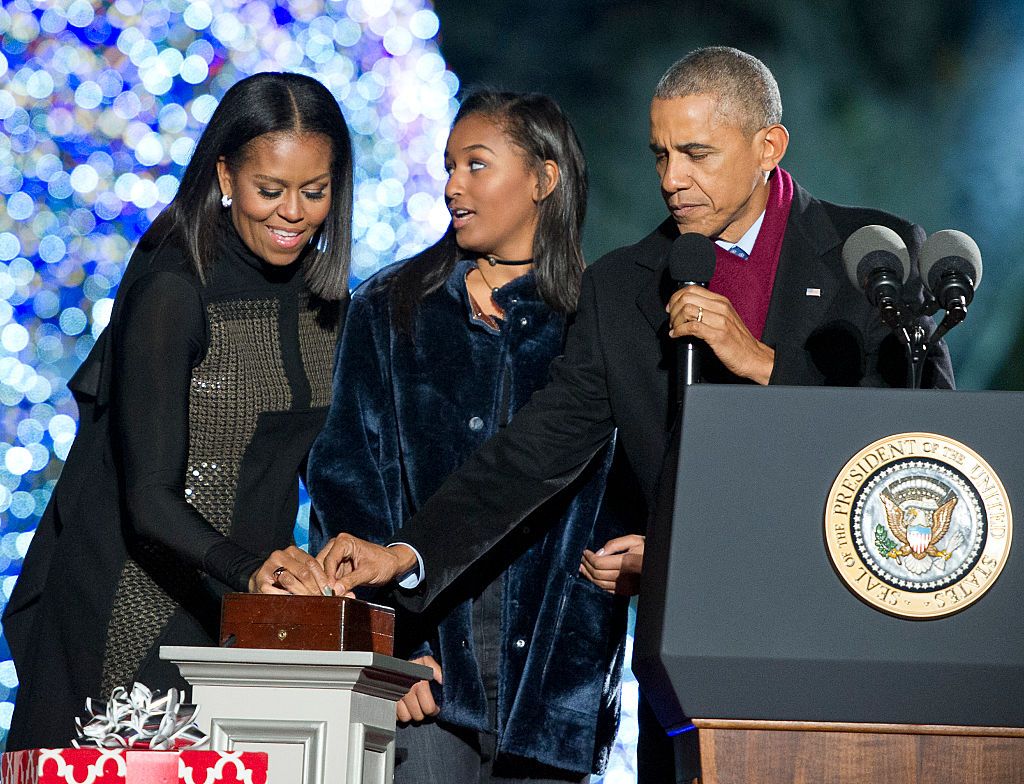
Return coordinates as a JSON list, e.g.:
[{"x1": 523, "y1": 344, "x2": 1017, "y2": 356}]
[{"x1": 825, "y1": 433, "x2": 1011, "y2": 619}]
